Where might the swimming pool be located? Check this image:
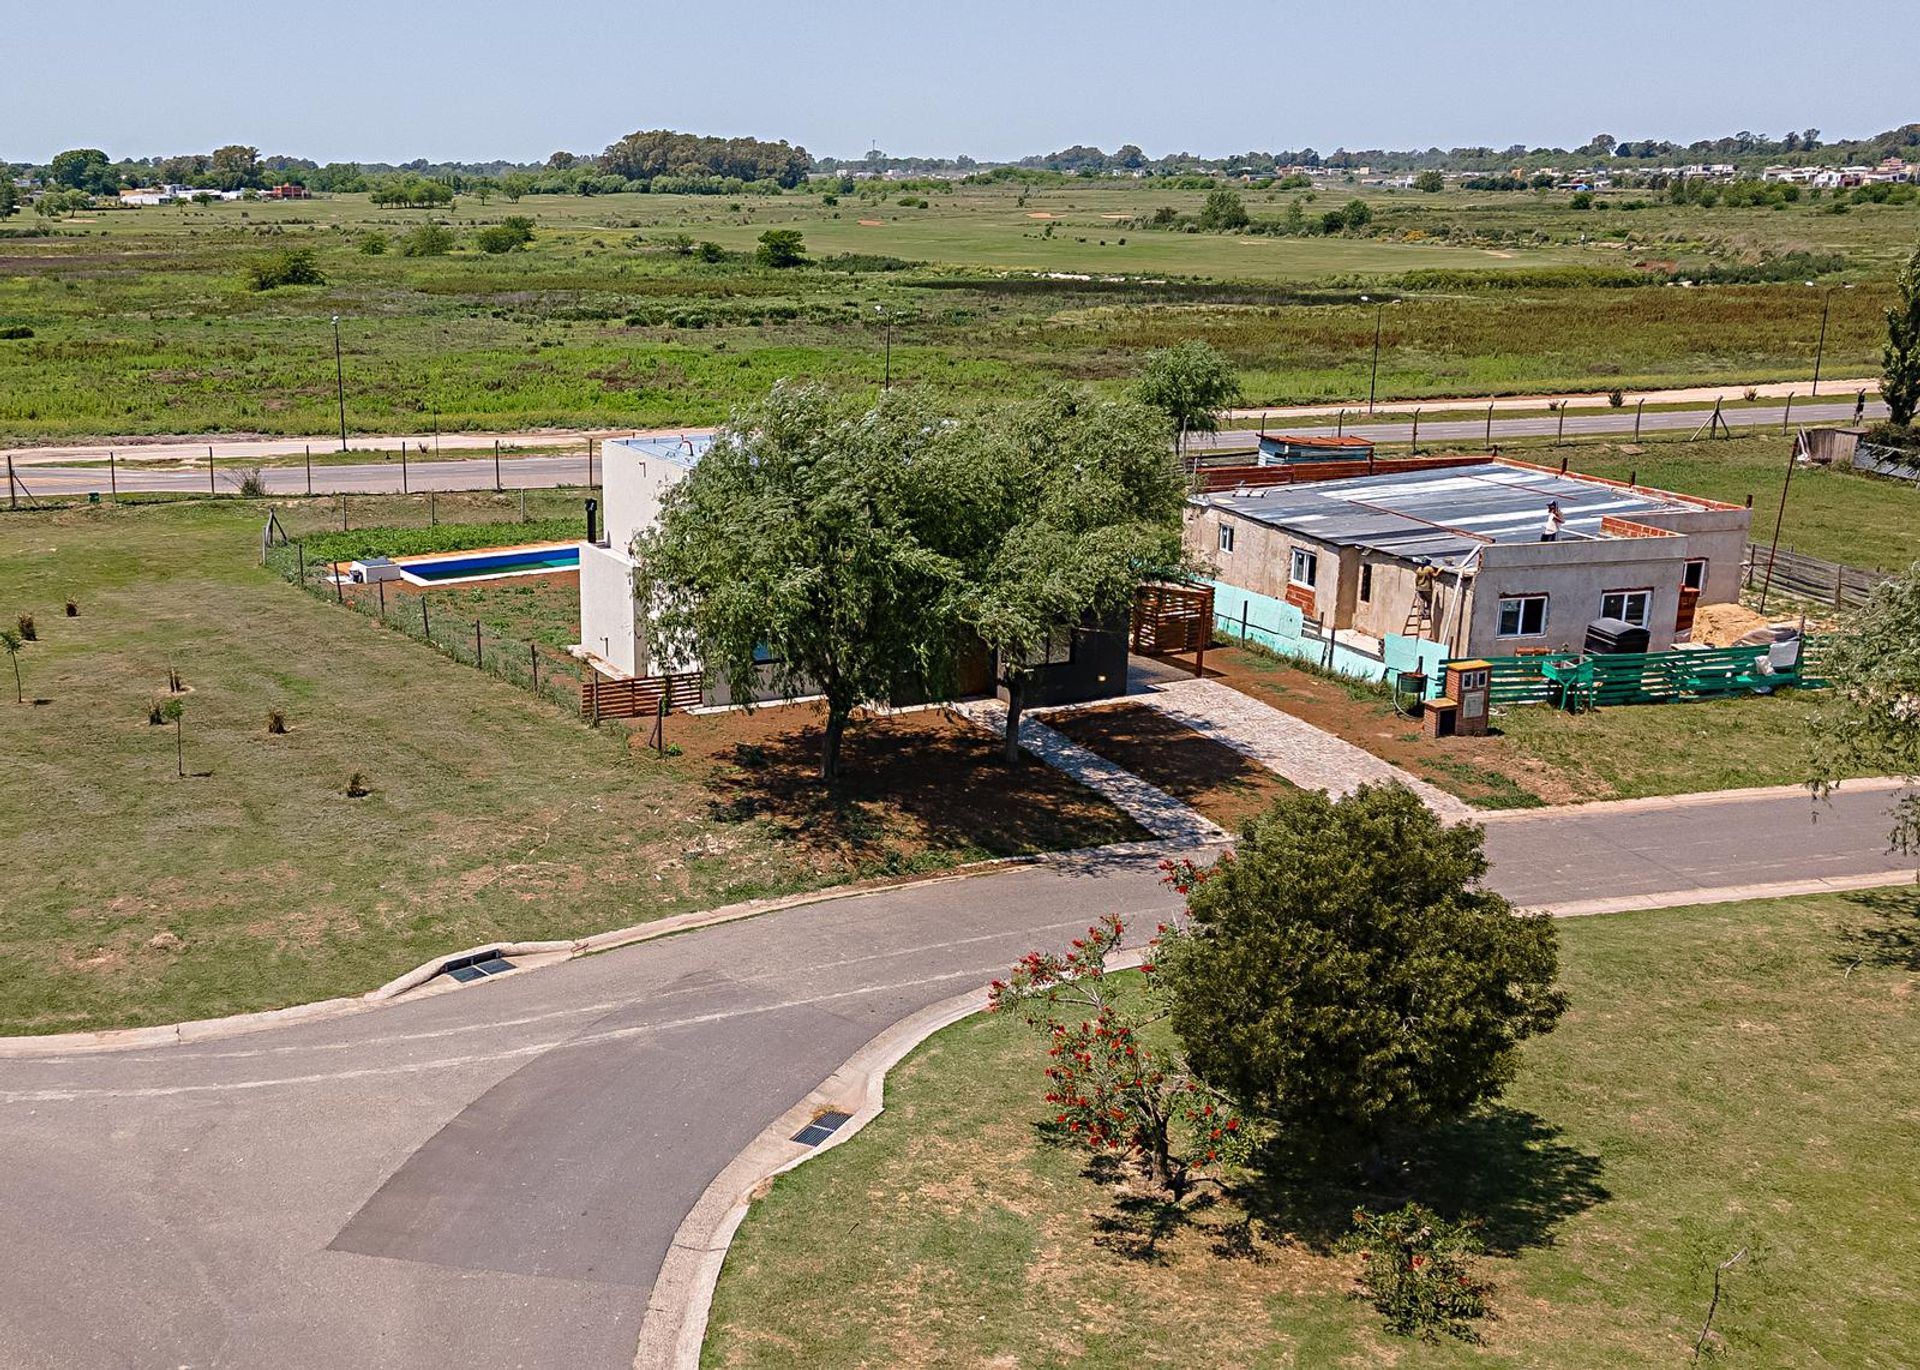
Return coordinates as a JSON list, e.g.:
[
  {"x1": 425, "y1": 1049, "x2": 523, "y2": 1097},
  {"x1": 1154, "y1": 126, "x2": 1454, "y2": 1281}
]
[{"x1": 393, "y1": 543, "x2": 581, "y2": 585}]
